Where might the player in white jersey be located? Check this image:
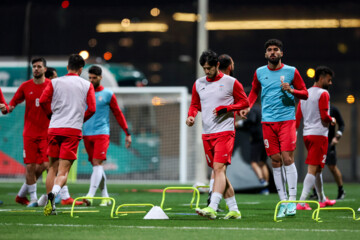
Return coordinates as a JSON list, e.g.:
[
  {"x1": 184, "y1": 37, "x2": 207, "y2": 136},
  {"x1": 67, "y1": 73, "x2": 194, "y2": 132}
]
[
  {"x1": 40, "y1": 54, "x2": 96, "y2": 216},
  {"x1": 187, "y1": 50, "x2": 249, "y2": 219},
  {"x1": 295, "y1": 66, "x2": 337, "y2": 210}
]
